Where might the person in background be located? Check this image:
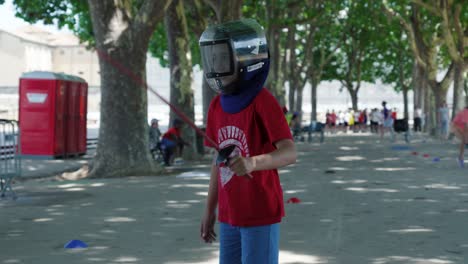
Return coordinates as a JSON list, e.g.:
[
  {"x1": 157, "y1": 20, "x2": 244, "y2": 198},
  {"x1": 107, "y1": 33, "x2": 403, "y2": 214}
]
[
  {"x1": 370, "y1": 108, "x2": 379, "y2": 133},
  {"x1": 160, "y1": 118, "x2": 189, "y2": 166},
  {"x1": 358, "y1": 109, "x2": 368, "y2": 132},
  {"x1": 330, "y1": 110, "x2": 337, "y2": 134},
  {"x1": 438, "y1": 101, "x2": 450, "y2": 140},
  {"x1": 381, "y1": 101, "x2": 394, "y2": 140},
  {"x1": 391, "y1": 108, "x2": 397, "y2": 121},
  {"x1": 450, "y1": 105, "x2": 468, "y2": 168},
  {"x1": 148, "y1": 118, "x2": 162, "y2": 159},
  {"x1": 289, "y1": 112, "x2": 301, "y2": 140},
  {"x1": 414, "y1": 107, "x2": 422, "y2": 132}
]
